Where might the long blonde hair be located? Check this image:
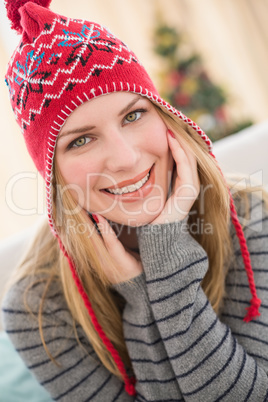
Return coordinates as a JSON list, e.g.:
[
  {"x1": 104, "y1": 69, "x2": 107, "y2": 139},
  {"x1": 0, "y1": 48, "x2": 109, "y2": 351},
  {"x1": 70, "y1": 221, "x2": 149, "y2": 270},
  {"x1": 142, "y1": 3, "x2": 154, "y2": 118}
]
[{"x1": 6, "y1": 100, "x2": 268, "y2": 381}]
